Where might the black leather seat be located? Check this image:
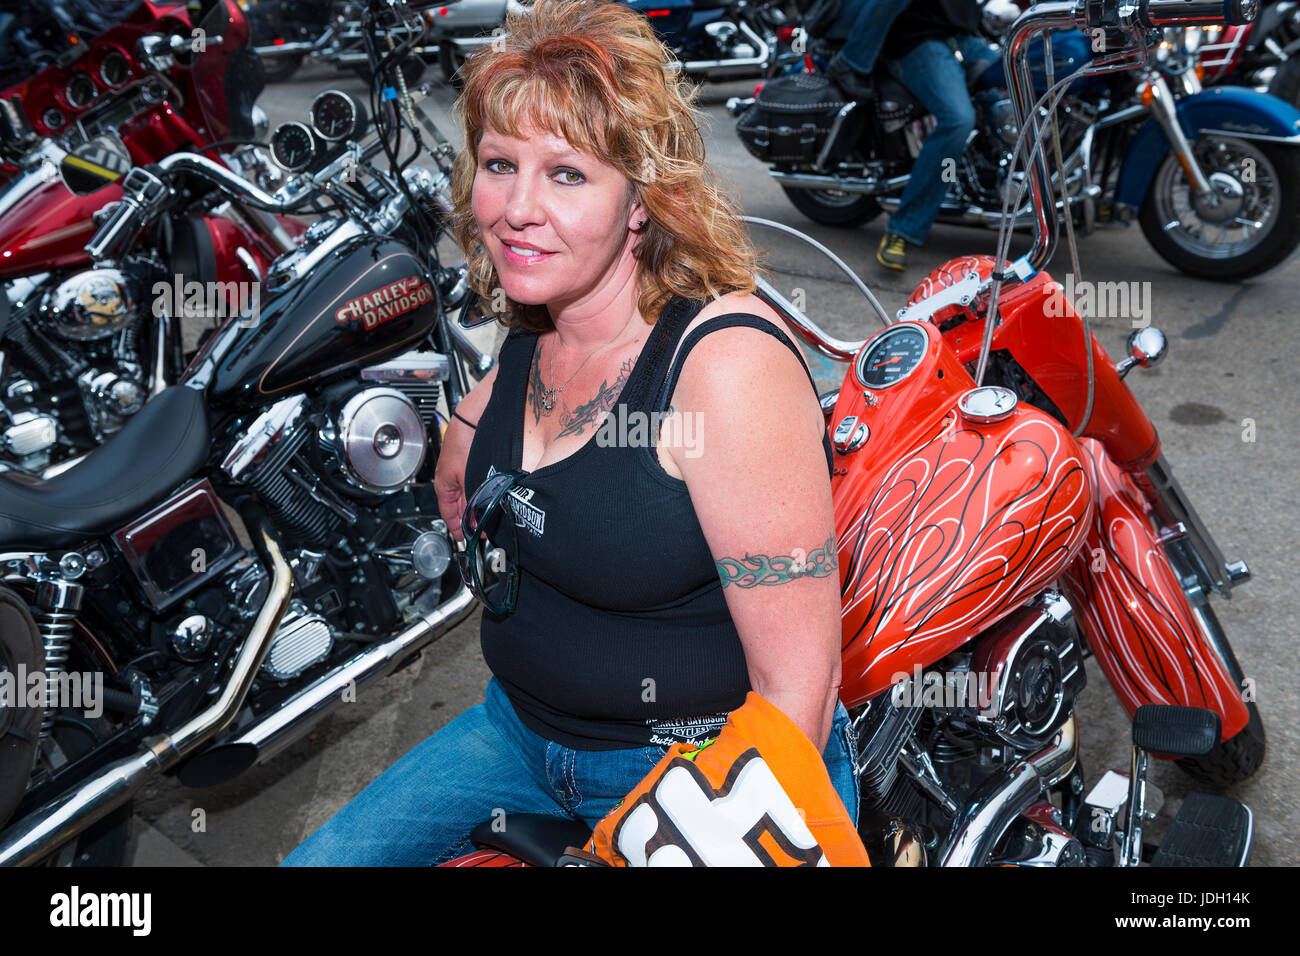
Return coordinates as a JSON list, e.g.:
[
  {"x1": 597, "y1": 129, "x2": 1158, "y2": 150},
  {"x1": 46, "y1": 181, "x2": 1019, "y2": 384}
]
[
  {"x1": 0, "y1": 386, "x2": 211, "y2": 549},
  {"x1": 469, "y1": 813, "x2": 594, "y2": 867}
]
